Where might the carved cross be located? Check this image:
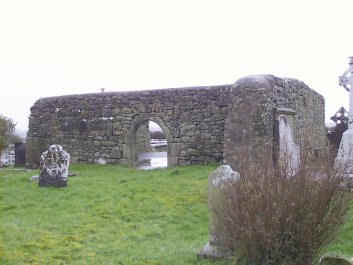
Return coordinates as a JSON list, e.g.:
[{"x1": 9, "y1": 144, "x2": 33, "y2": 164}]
[
  {"x1": 331, "y1": 107, "x2": 349, "y2": 126},
  {"x1": 339, "y1": 57, "x2": 353, "y2": 128}
]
